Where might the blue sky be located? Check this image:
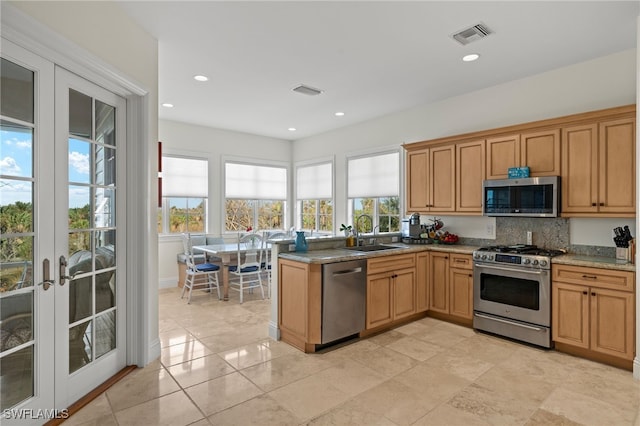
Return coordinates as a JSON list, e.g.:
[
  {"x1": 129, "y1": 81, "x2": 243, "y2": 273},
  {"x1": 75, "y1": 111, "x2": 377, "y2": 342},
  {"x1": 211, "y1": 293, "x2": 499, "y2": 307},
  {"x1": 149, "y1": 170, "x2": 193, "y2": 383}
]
[{"x1": 1, "y1": 125, "x2": 91, "y2": 207}]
